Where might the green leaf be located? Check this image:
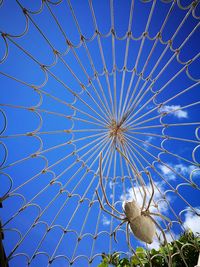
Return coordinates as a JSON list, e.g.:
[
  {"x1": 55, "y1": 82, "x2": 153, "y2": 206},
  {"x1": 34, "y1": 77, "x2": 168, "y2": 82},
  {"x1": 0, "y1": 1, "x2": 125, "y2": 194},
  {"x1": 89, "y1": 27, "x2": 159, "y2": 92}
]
[
  {"x1": 119, "y1": 258, "x2": 130, "y2": 265},
  {"x1": 150, "y1": 248, "x2": 158, "y2": 255},
  {"x1": 135, "y1": 246, "x2": 146, "y2": 260},
  {"x1": 131, "y1": 256, "x2": 140, "y2": 265},
  {"x1": 136, "y1": 247, "x2": 145, "y2": 253},
  {"x1": 98, "y1": 230, "x2": 200, "y2": 267},
  {"x1": 98, "y1": 262, "x2": 108, "y2": 267}
]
